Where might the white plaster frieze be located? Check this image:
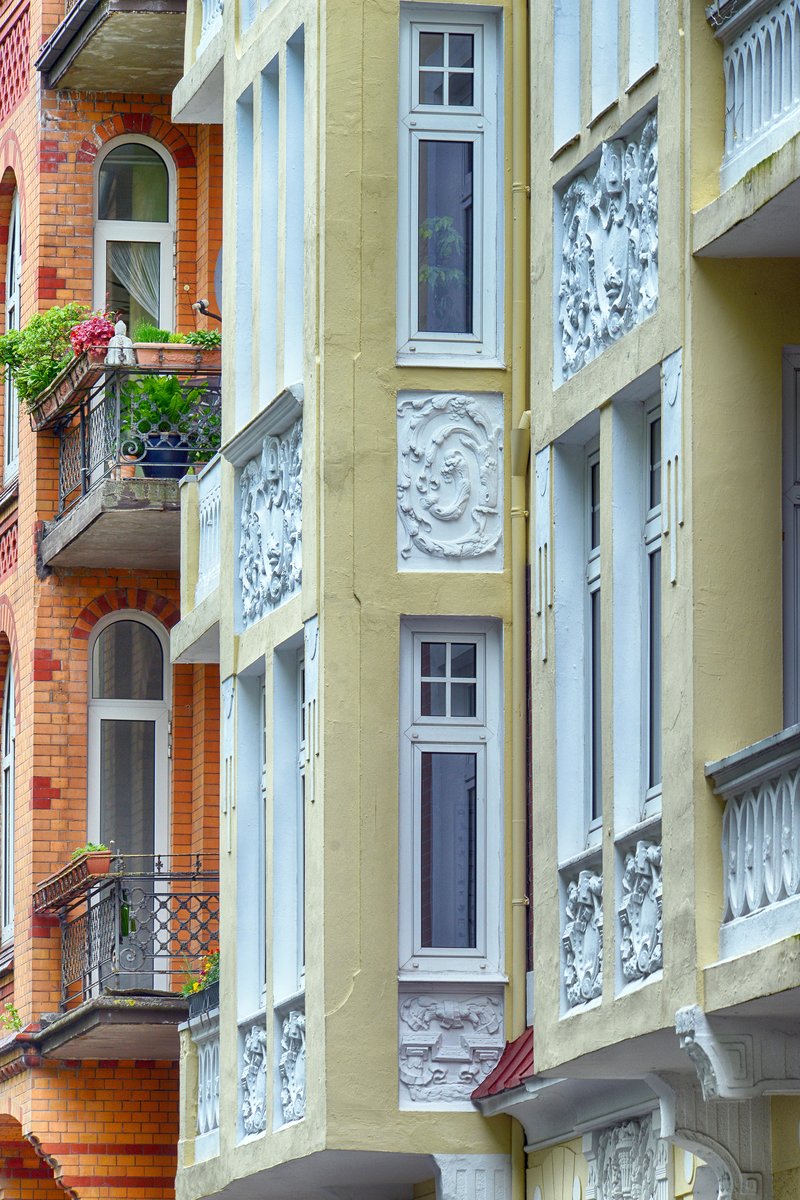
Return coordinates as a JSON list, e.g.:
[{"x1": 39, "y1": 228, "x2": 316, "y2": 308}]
[
  {"x1": 397, "y1": 391, "x2": 504, "y2": 570},
  {"x1": 240, "y1": 1023, "x2": 268, "y2": 1136},
  {"x1": 562, "y1": 868, "x2": 603, "y2": 1008},
  {"x1": 557, "y1": 112, "x2": 658, "y2": 381},
  {"x1": 433, "y1": 1154, "x2": 511, "y2": 1200},
  {"x1": 278, "y1": 1006, "x2": 306, "y2": 1124},
  {"x1": 619, "y1": 840, "x2": 663, "y2": 982},
  {"x1": 583, "y1": 1113, "x2": 668, "y2": 1200},
  {"x1": 398, "y1": 990, "x2": 504, "y2": 1108},
  {"x1": 238, "y1": 418, "x2": 302, "y2": 625}
]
